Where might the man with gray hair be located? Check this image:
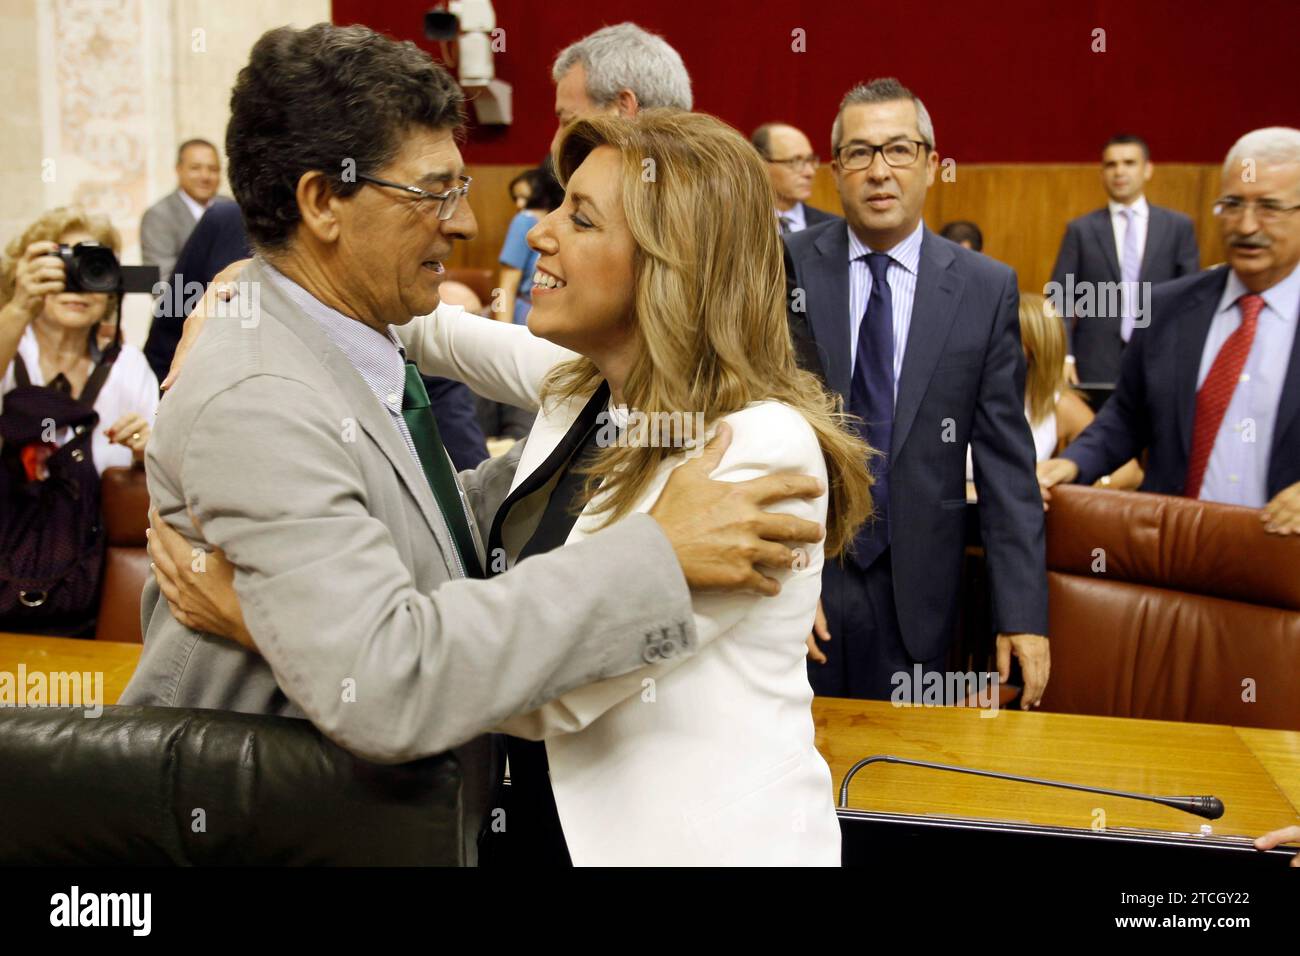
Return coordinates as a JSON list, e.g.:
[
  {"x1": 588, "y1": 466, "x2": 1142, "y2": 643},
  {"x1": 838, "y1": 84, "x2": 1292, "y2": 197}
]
[
  {"x1": 1041, "y1": 127, "x2": 1300, "y2": 535},
  {"x1": 785, "y1": 77, "x2": 1050, "y2": 705},
  {"x1": 550, "y1": 22, "x2": 691, "y2": 152}
]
